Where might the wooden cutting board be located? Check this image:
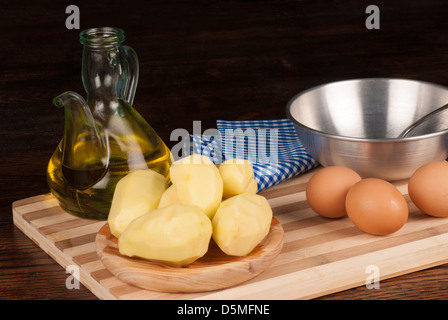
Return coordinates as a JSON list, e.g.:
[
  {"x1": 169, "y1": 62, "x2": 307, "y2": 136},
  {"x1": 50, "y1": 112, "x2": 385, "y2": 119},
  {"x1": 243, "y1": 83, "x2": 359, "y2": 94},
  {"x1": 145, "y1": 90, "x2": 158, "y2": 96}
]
[{"x1": 12, "y1": 167, "x2": 448, "y2": 299}]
